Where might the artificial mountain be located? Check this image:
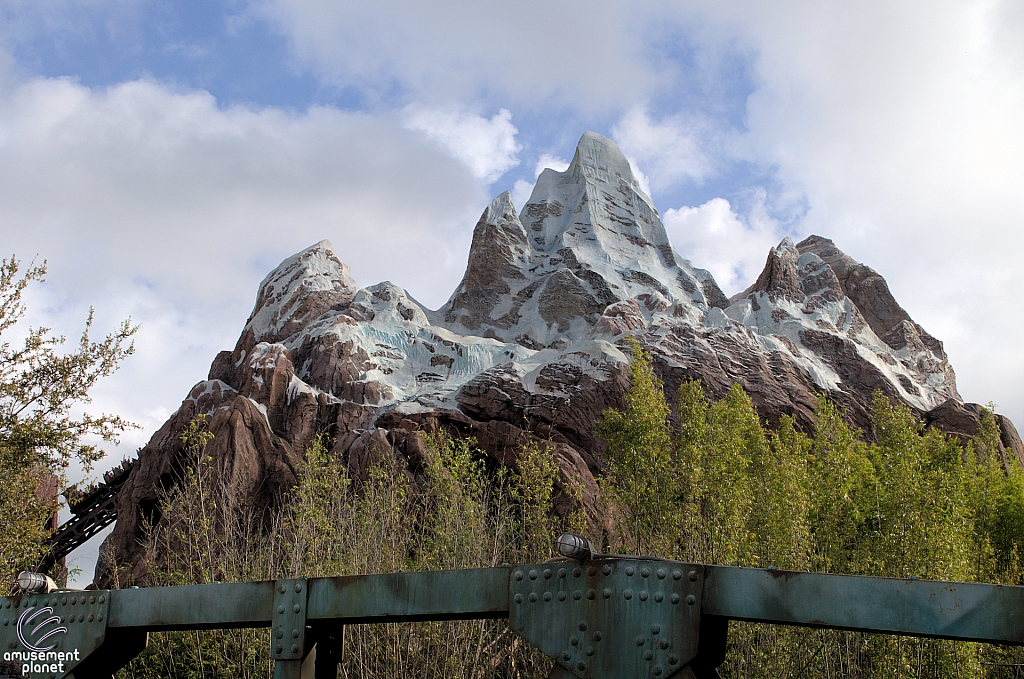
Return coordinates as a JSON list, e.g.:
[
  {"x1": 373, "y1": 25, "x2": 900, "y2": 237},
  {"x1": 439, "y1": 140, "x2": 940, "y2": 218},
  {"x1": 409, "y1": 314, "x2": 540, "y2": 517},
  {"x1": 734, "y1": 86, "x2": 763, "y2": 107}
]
[{"x1": 98, "y1": 132, "x2": 1023, "y2": 583}]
